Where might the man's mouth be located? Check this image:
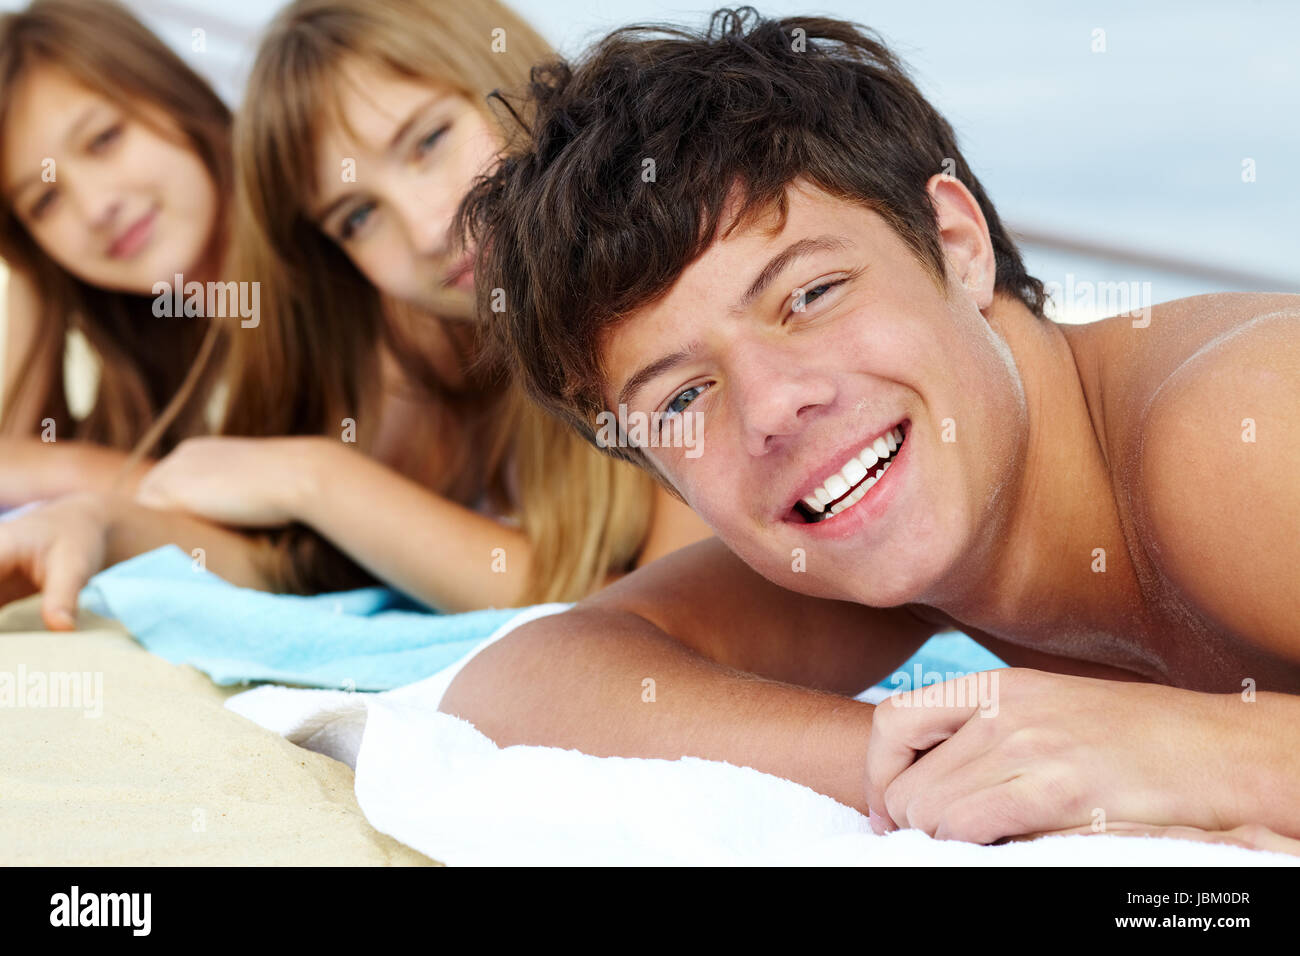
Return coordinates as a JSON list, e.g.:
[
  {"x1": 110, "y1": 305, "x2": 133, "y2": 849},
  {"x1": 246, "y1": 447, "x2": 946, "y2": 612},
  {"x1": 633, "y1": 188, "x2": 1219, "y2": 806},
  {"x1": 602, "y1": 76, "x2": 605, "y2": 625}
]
[{"x1": 790, "y1": 420, "x2": 908, "y2": 524}]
